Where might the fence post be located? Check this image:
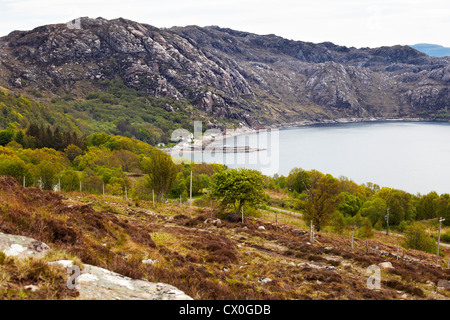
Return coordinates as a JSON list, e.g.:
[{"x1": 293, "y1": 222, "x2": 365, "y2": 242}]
[
  {"x1": 397, "y1": 244, "x2": 399, "y2": 260},
  {"x1": 275, "y1": 211, "x2": 278, "y2": 231},
  {"x1": 351, "y1": 231, "x2": 354, "y2": 250},
  {"x1": 366, "y1": 241, "x2": 368, "y2": 253},
  {"x1": 190, "y1": 170, "x2": 192, "y2": 206}
]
